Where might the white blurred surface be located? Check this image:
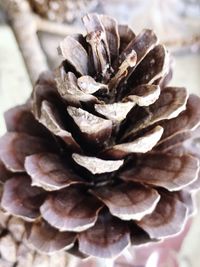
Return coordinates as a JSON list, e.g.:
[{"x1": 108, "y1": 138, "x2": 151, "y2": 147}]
[
  {"x1": 171, "y1": 52, "x2": 200, "y2": 96},
  {"x1": 0, "y1": 23, "x2": 31, "y2": 135}
]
